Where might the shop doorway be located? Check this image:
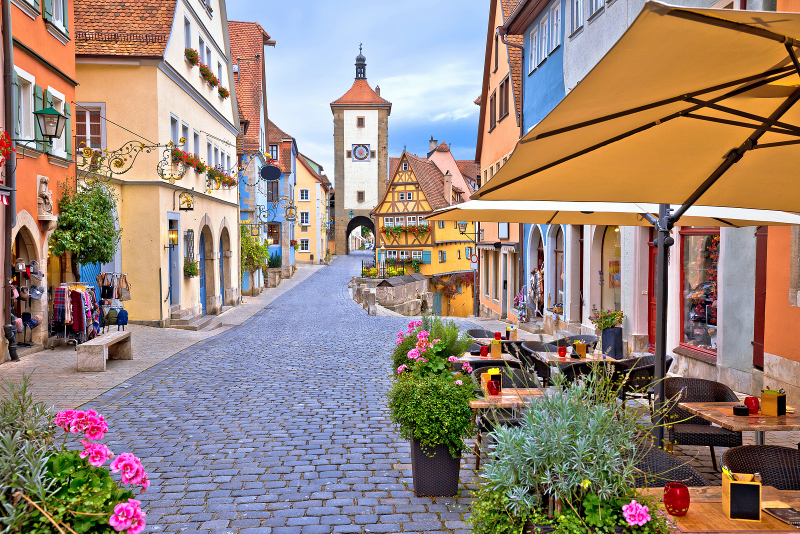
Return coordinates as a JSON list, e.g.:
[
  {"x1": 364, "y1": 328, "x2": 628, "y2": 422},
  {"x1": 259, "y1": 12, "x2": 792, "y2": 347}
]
[
  {"x1": 199, "y1": 233, "x2": 207, "y2": 315},
  {"x1": 501, "y1": 253, "x2": 508, "y2": 319},
  {"x1": 219, "y1": 227, "x2": 231, "y2": 306},
  {"x1": 168, "y1": 219, "x2": 179, "y2": 306}
]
